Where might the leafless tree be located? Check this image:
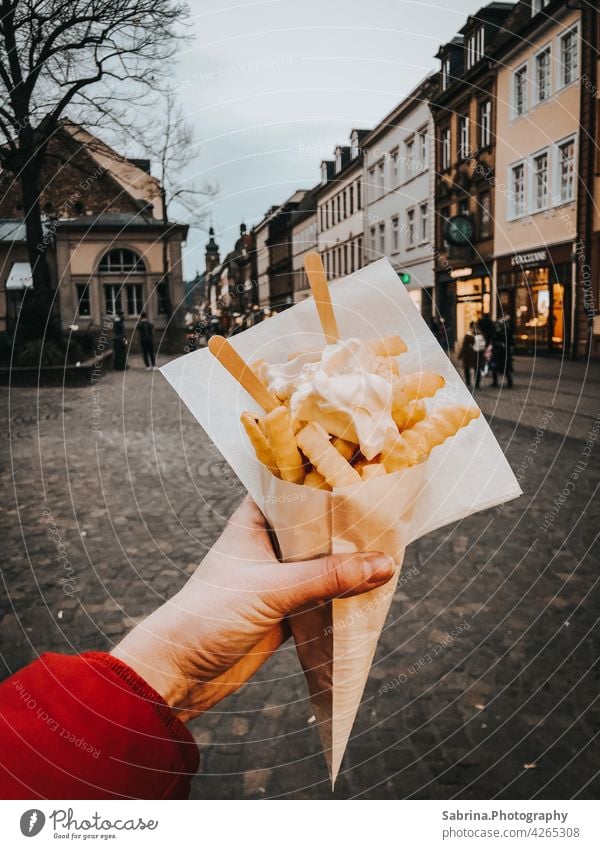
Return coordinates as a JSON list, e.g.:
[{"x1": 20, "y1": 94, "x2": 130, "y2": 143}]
[{"x1": 0, "y1": 0, "x2": 189, "y2": 335}]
